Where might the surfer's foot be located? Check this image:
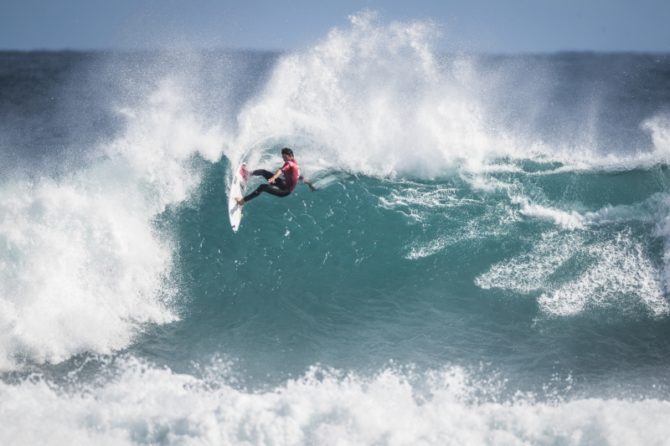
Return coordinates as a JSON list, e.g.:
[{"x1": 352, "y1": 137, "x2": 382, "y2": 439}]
[{"x1": 235, "y1": 197, "x2": 245, "y2": 205}]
